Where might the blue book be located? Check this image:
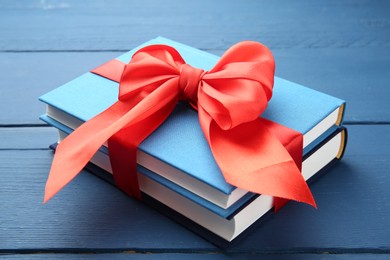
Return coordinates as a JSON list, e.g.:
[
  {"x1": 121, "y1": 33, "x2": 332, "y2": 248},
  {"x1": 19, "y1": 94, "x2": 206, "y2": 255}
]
[{"x1": 39, "y1": 37, "x2": 346, "y2": 243}]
